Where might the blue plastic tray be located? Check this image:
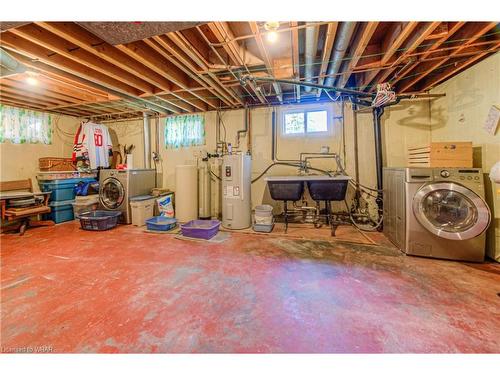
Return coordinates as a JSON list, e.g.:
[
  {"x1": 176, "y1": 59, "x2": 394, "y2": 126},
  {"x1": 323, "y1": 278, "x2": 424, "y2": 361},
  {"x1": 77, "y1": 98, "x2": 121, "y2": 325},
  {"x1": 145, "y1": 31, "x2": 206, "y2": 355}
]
[
  {"x1": 180, "y1": 220, "x2": 220, "y2": 240},
  {"x1": 145, "y1": 216, "x2": 177, "y2": 232}
]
